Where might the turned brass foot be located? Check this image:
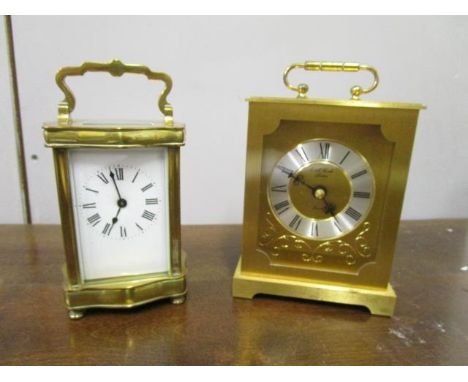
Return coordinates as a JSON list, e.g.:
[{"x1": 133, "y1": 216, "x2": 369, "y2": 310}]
[
  {"x1": 68, "y1": 309, "x2": 85, "y2": 320},
  {"x1": 171, "y1": 296, "x2": 186, "y2": 305}
]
